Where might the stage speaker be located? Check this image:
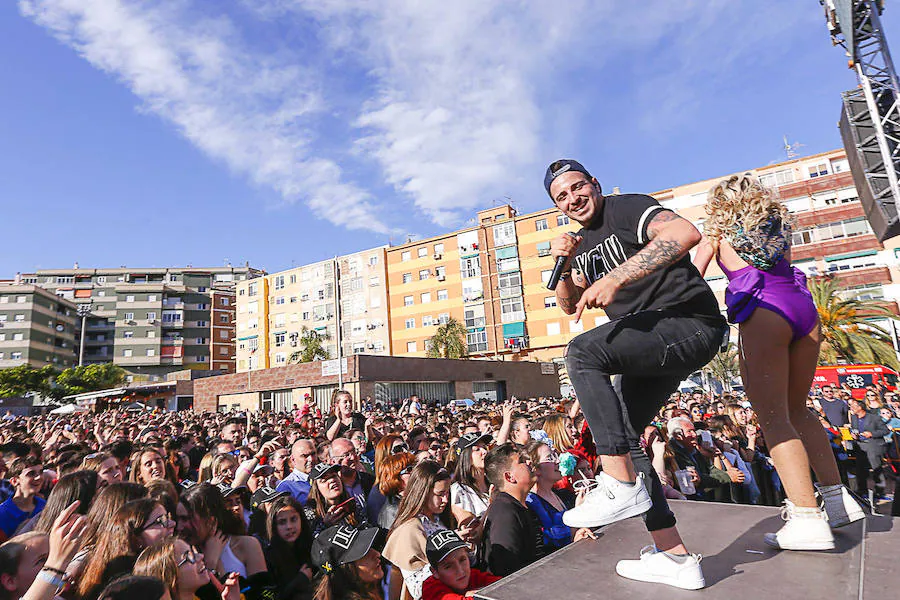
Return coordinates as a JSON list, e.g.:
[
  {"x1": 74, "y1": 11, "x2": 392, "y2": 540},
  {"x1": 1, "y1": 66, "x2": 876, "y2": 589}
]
[{"x1": 838, "y1": 88, "x2": 900, "y2": 241}]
